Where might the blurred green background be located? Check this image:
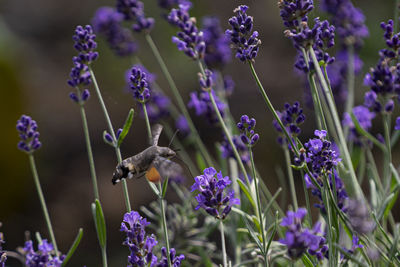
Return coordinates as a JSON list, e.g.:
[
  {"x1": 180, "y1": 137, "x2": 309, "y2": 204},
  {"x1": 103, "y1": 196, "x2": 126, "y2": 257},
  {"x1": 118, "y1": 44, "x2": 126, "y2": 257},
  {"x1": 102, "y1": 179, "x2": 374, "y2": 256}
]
[{"x1": 0, "y1": 0, "x2": 398, "y2": 265}]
